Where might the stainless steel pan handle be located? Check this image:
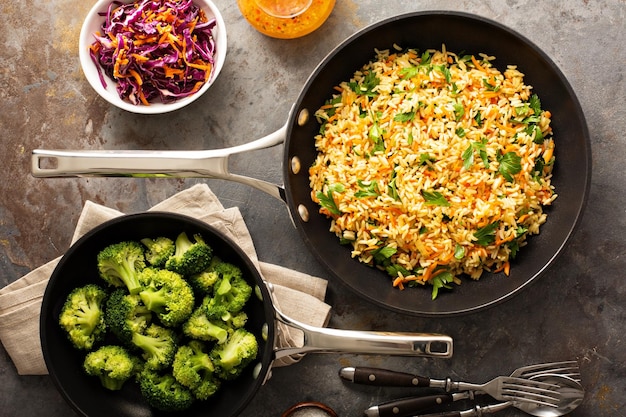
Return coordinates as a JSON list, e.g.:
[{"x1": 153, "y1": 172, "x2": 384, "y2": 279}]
[
  {"x1": 31, "y1": 123, "x2": 289, "y2": 201},
  {"x1": 272, "y1": 308, "x2": 453, "y2": 359}
]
